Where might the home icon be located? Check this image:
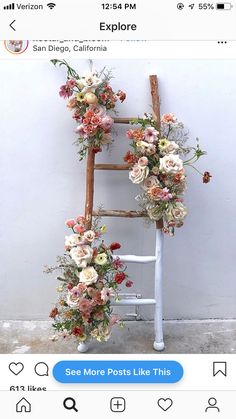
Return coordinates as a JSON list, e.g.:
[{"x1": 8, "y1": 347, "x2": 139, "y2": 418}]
[{"x1": 16, "y1": 398, "x2": 31, "y2": 413}]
